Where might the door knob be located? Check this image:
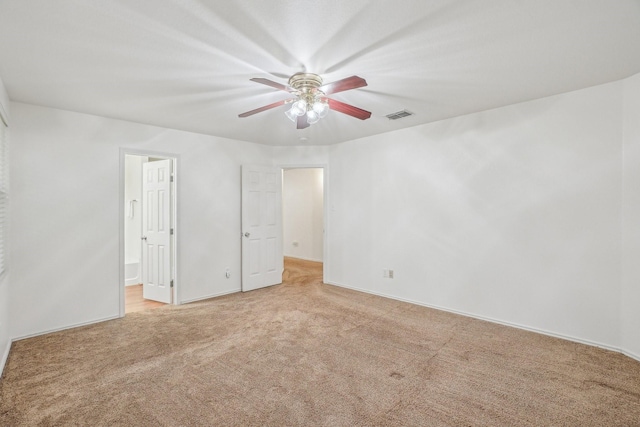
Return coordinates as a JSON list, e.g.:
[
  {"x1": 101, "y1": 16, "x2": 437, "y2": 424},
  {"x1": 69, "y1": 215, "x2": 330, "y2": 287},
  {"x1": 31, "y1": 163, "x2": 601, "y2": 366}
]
[
  {"x1": 141, "y1": 236, "x2": 147, "y2": 241},
  {"x1": 244, "y1": 232, "x2": 250, "y2": 237}
]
